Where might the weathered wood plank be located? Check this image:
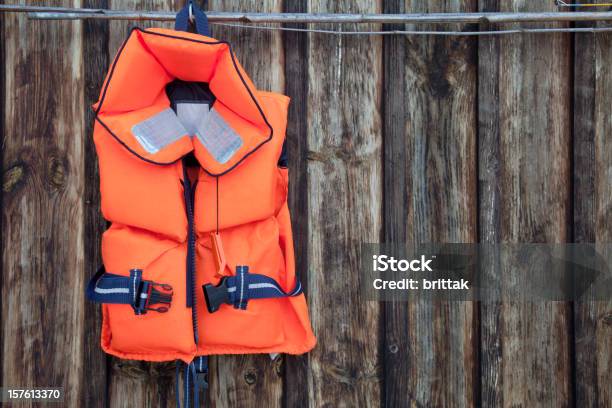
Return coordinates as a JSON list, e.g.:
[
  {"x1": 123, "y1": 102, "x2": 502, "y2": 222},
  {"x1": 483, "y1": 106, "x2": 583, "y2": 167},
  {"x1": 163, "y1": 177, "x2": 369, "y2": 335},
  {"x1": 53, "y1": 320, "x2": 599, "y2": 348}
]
[
  {"x1": 1, "y1": 0, "x2": 85, "y2": 406},
  {"x1": 108, "y1": 360, "x2": 176, "y2": 408},
  {"x1": 381, "y1": 2, "x2": 410, "y2": 406},
  {"x1": 0, "y1": 5, "x2": 5, "y2": 400},
  {"x1": 82, "y1": 0, "x2": 110, "y2": 406},
  {"x1": 479, "y1": 0, "x2": 573, "y2": 406},
  {"x1": 573, "y1": 23, "x2": 612, "y2": 408},
  {"x1": 108, "y1": 0, "x2": 177, "y2": 57},
  {"x1": 0, "y1": 3, "x2": 8, "y2": 400},
  {"x1": 282, "y1": 0, "x2": 310, "y2": 406},
  {"x1": 209, "y1": 0, "x2": 284, "y2": 94},
  {"x1": 478, "y1": 0, "x2": 503, "y2": 406},
  {"x1": 306, "y1": 0, "x2": 383, "y2": 406},
  {"x1": 209, "y1": 354, "x2": 283, "y2": 407},
  {"x1": 572, "y1": 16, "x2": 598, "y2": 408},
  {"x1": 105, "y1": 1, "x2": 179, "y2": 407},
  {"x1": 384, "y1": 1, "x2": 478, "y2": 406},
  {"x1": 207, "y1": 1, "x2": 285, "y2": 406}
]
